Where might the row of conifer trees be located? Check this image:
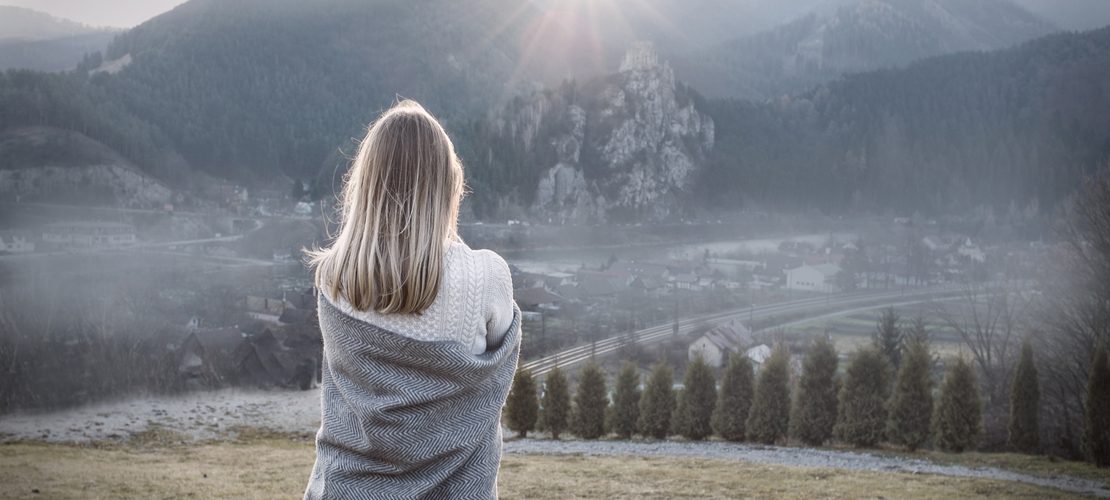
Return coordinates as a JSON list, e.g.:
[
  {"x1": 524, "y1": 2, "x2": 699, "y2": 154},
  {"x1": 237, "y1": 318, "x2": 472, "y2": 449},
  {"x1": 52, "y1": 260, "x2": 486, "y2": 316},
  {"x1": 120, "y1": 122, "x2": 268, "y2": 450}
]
[{"x1": 506, "y1": 330, "x2": 1110, "y2": 466}]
